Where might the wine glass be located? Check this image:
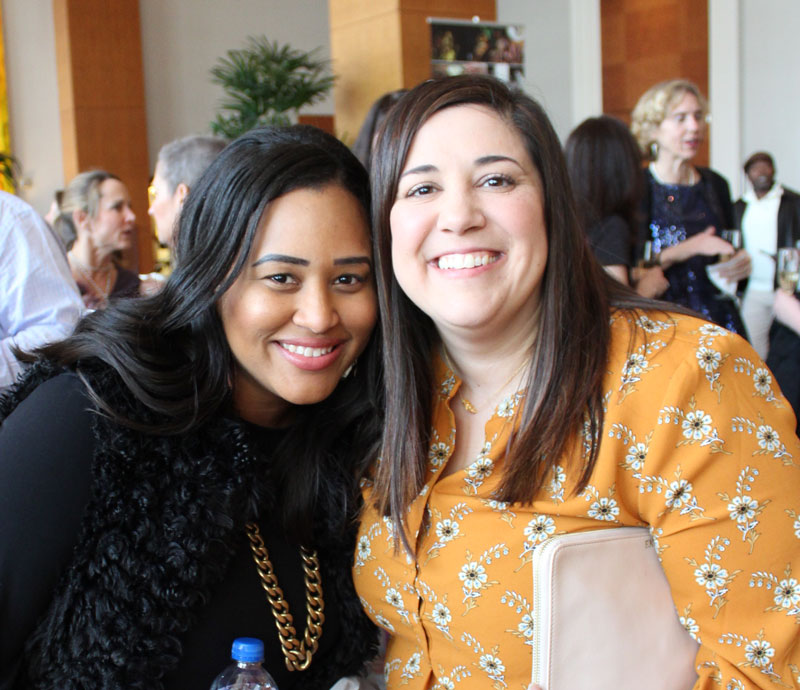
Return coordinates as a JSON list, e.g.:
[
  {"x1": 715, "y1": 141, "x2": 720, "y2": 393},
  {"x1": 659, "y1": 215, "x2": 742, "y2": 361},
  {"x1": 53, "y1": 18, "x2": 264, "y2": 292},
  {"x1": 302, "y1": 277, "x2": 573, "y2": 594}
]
[
  {"x1": 777, "y1": 248, "x2": 800, "y2": 293},
  {"x1": 638, "y1": 240, "x2": 660, "y2": 268},
  {"x1": 719, "y1": 229, "x2": 742, "y2": 262}
]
